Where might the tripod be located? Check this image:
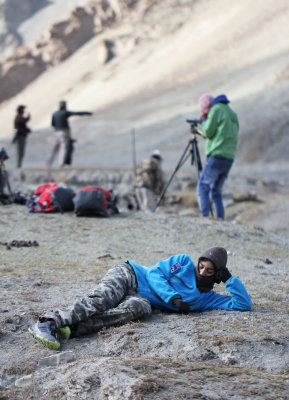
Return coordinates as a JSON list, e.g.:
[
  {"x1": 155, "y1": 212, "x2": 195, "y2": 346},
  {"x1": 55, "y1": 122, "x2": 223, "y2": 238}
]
[{"x1": 154, "y1": 123, "x2": 203, "y2": 212}]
